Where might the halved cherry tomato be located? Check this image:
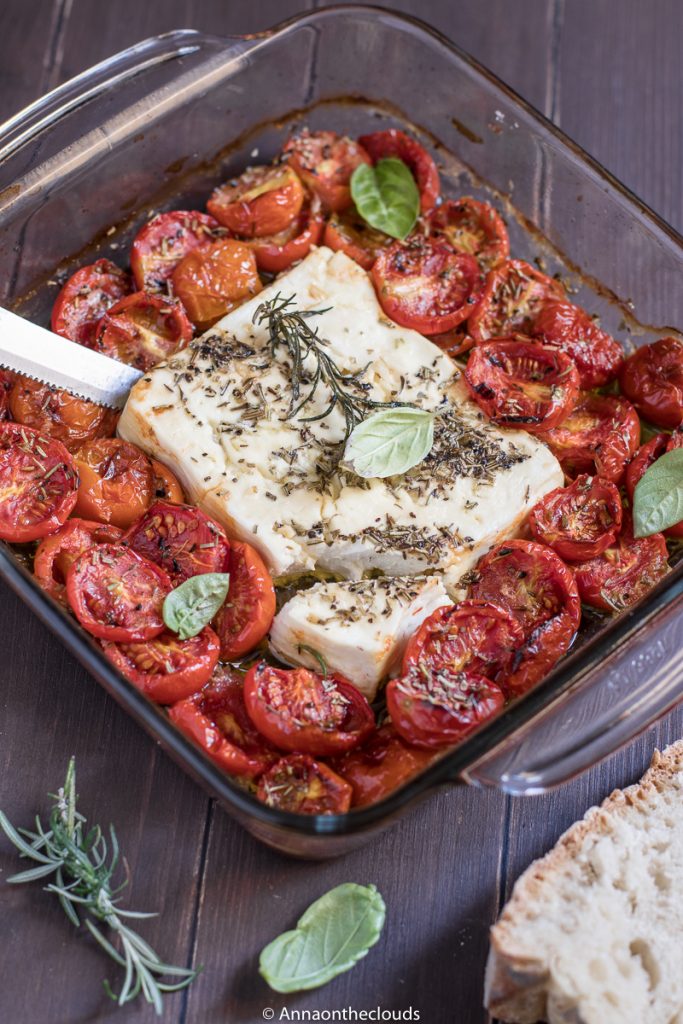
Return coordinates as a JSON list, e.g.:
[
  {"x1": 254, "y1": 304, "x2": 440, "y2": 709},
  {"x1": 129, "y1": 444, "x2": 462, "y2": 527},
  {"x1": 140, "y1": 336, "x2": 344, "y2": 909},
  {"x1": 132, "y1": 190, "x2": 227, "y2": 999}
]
[
  {"x1": 387, "y1": 665, "x2": 504, "y2": 749},
  {"x1": 207, "y1": 165, "x2": 304, "y2": 238},
  {"x1": 402, "y1": 599, "x2": 523, "y2": 685},
  {"x1": 124, "y1": 500, "x2": 230, "y2": 582},
  {"x1": 73, "y1": 438, "x2": 155, "y2": 529},
  {"x1": 130, "y1": 210, "x2": 219, "y2": 292},
  {"x1": 359, "y1": 129, "x2": 440, "y2": 213},
  {"x1": 323, "y1": 204, "x2": 392, "y2": 270},
  {"x1": 257, "y1": 754, "x2": 352, "y2": 814},
  {"x1": 51, "y1": 259, "x2": 132, "y2": 346},
  {"x1": 34, "y1": 518, "x2": 123, "y2": 604},
  {"x1": 330, "y1": 723, "x2": 439, "y2": 807},
  {"x1": 213, "y1": 541, "x2": 276, "y2": 660},
  {"x1": 244, "y1": 662, "x2": 374, "y2": 757},
  {"x1": 464, "y1": 339, "x2": 580, "y2": 432},
  {"x1": 9, "y1": 376, "x2": 117, "y2": 452},
  {"x1": 532, "y1": 301, "x2": 624, "y2": 389},
  {"x1": 102, "y1": 627, "x2": 220, "y2": 703},
  {"x1": 429, "y1": 197, "x2": 509, "y2": 272},
  {"x1": 66, "y1": 543, "x2": 171, "y2": 642},
  {"x1": 168, "y1": 666, "x2": 278, "y2": 778},
  {"x1": 371, "y1": 237, "x2": 483, "y2": 334},
  {"x1": 151, "y1": 458, "x2": 184, "y2": 503},
  {"x1": 573, "y1": 516, "x2": 669, "y2": 612},
  {"x1": 626, "y1": 433, "x2": 683, "y2": 539},
  {"x1": 171, "y1": 238, "x2": 262, "y2": 330},
  {"x1": 618, "y1": 337, "x2": 683, "y2": 429},
  {"x1": 248, "y1": 198, "x2": 325, "y2": 274},
  {"x1": 468, "y1": 259, "x2": 564, "y2": 342},
  {"x1": 528, "y1": 474, "x2": 622, "y2": 562},
  {"x1": 505, "y1": 612, "x2": 578, "y2": 697},
  {"x1": 93, "y1": 291, "x2": 193, "y2": 371},
  {"x1": 0, "y1": 422, "x2": 78, "y2": 543},
  {"x1": 539, "y1": 393, "x2": 640, "y2": 482},
  {"x1": 282, "y1": 130, "x2": 371, "y2": 212}
]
